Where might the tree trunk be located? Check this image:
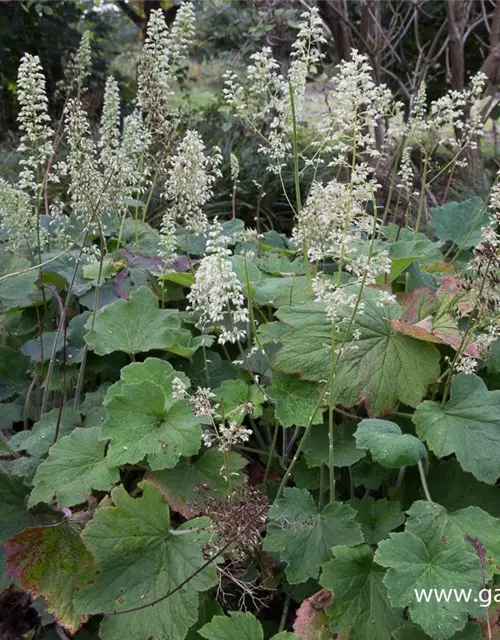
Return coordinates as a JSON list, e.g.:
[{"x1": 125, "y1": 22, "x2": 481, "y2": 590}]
[
  {"x1": 445, "y1": 0, "x2": 473, "y2": 91},
  {"x1": 317, "y1": 0, "x2": 352, "y2": 61},
  {"x1": 360, "y1": 0, "x2": 381, "y2": 83},
  {"x1": 481, "y1": 0, "x2": 500, "y2": 95}
]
